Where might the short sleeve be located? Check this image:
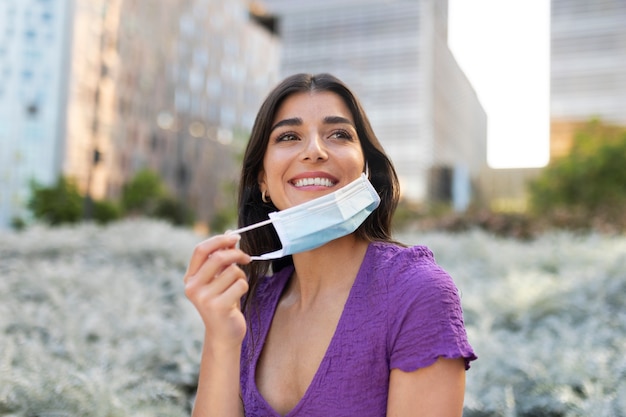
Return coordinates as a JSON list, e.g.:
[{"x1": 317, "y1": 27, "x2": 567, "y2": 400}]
[{"x1": 385, "y1": 246, "x2": 476, "y2": 371}]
